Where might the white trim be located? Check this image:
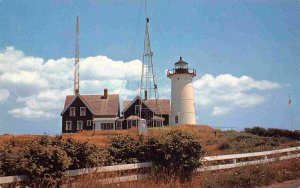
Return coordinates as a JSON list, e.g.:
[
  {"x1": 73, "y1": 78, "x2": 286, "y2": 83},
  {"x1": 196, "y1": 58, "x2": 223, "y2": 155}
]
[
  {"x1": 66, "y1": 121, "x2": 72, "y2": 130},
  {"x1": 122, "y1": 96, "x2": 154, "y2": 114},
  {"x1": 61, "y1": 94, "x2": 94, "y2": 115},
  {"x1": 135, "y1": 105, "x2": 141, "y2": 115},
  {"x1": 70, "y1": 107, "x2": 76, "y2": 117},
  {"x1": 80, "y1": 107, "x2": 86, "y2": 116},
  {"x1": 77, "y1": 120, "x2": 83, "y2": 130},
  {"x1": 87, "y1": 120, "x2": 92, "y2": 126},
  {"x1": 100, "y1": 122, "x2": 115, "y2": 130},
  {"x1": 93, "y1": 117, "x2": 118, "y2": 122}
]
